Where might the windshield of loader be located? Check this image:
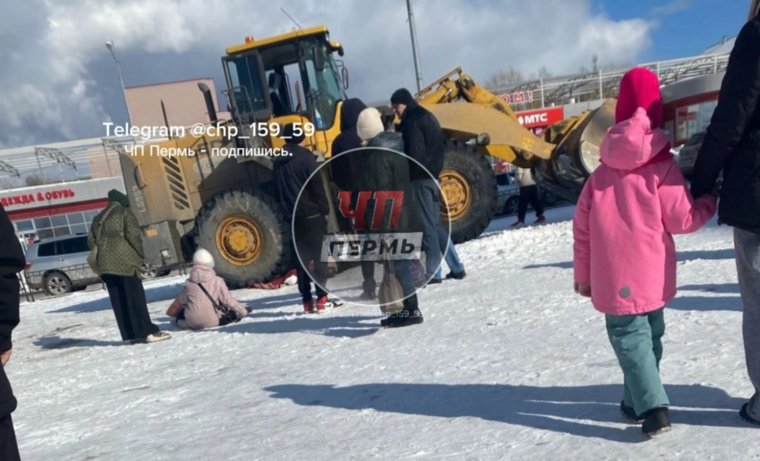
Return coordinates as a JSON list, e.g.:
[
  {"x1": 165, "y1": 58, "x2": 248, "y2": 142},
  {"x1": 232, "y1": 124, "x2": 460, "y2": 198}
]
[
  {"x1": 300, "y1": 39, "x2": 345, "y2": 129},
  {"x1": 223, "y1": 52, "x2": 269, "y2": 124},
  {"x1": 224, "y1": 35, "x2": 345, "y2": 130},
  {"x1": 258, "y1": 36, "x2": 344, "y2": 128}
]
